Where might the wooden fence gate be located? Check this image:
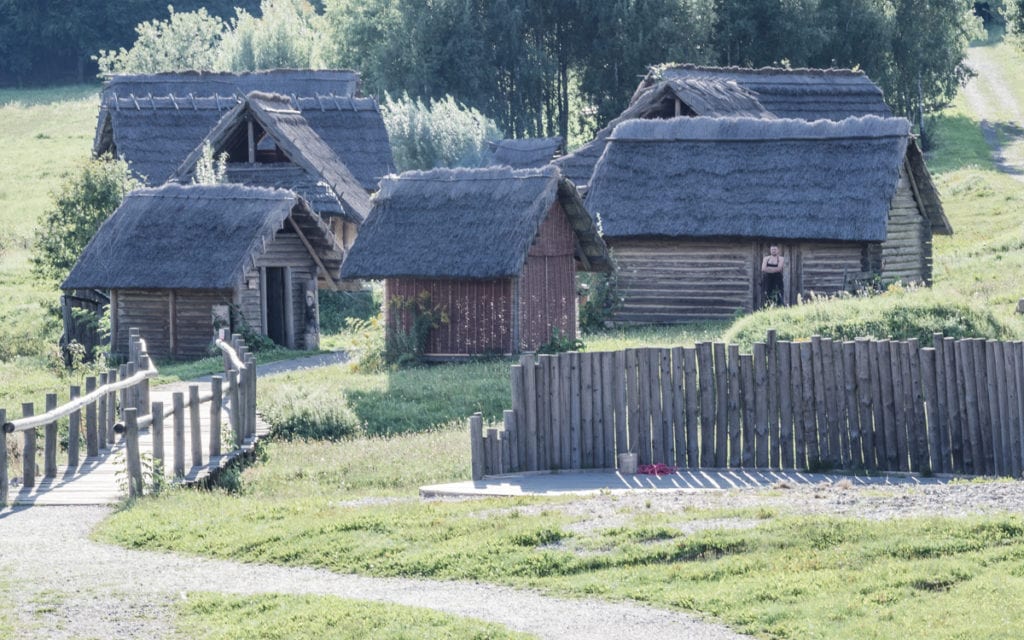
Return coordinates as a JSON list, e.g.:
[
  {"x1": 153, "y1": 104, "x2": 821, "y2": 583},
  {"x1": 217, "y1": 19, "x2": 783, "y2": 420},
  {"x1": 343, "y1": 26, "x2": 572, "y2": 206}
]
[{"x1": 470, "y1": 330, "x2": 1024, "y2": 480}]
